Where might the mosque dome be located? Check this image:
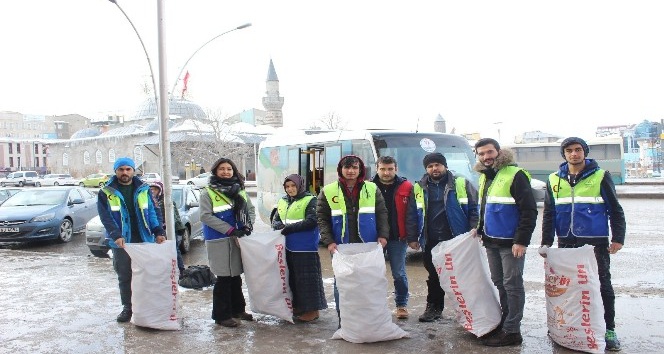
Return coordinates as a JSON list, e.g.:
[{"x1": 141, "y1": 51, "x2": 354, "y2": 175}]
[
  {"x1": 70, "y1": 127, "x2": 101, "y2": 139},
  {"x1": 131, "y1": 97, "x2": 207, "y2": 121},
  {"x1": 634, "y1": 120, "x2": 659, "y2": 139}
]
